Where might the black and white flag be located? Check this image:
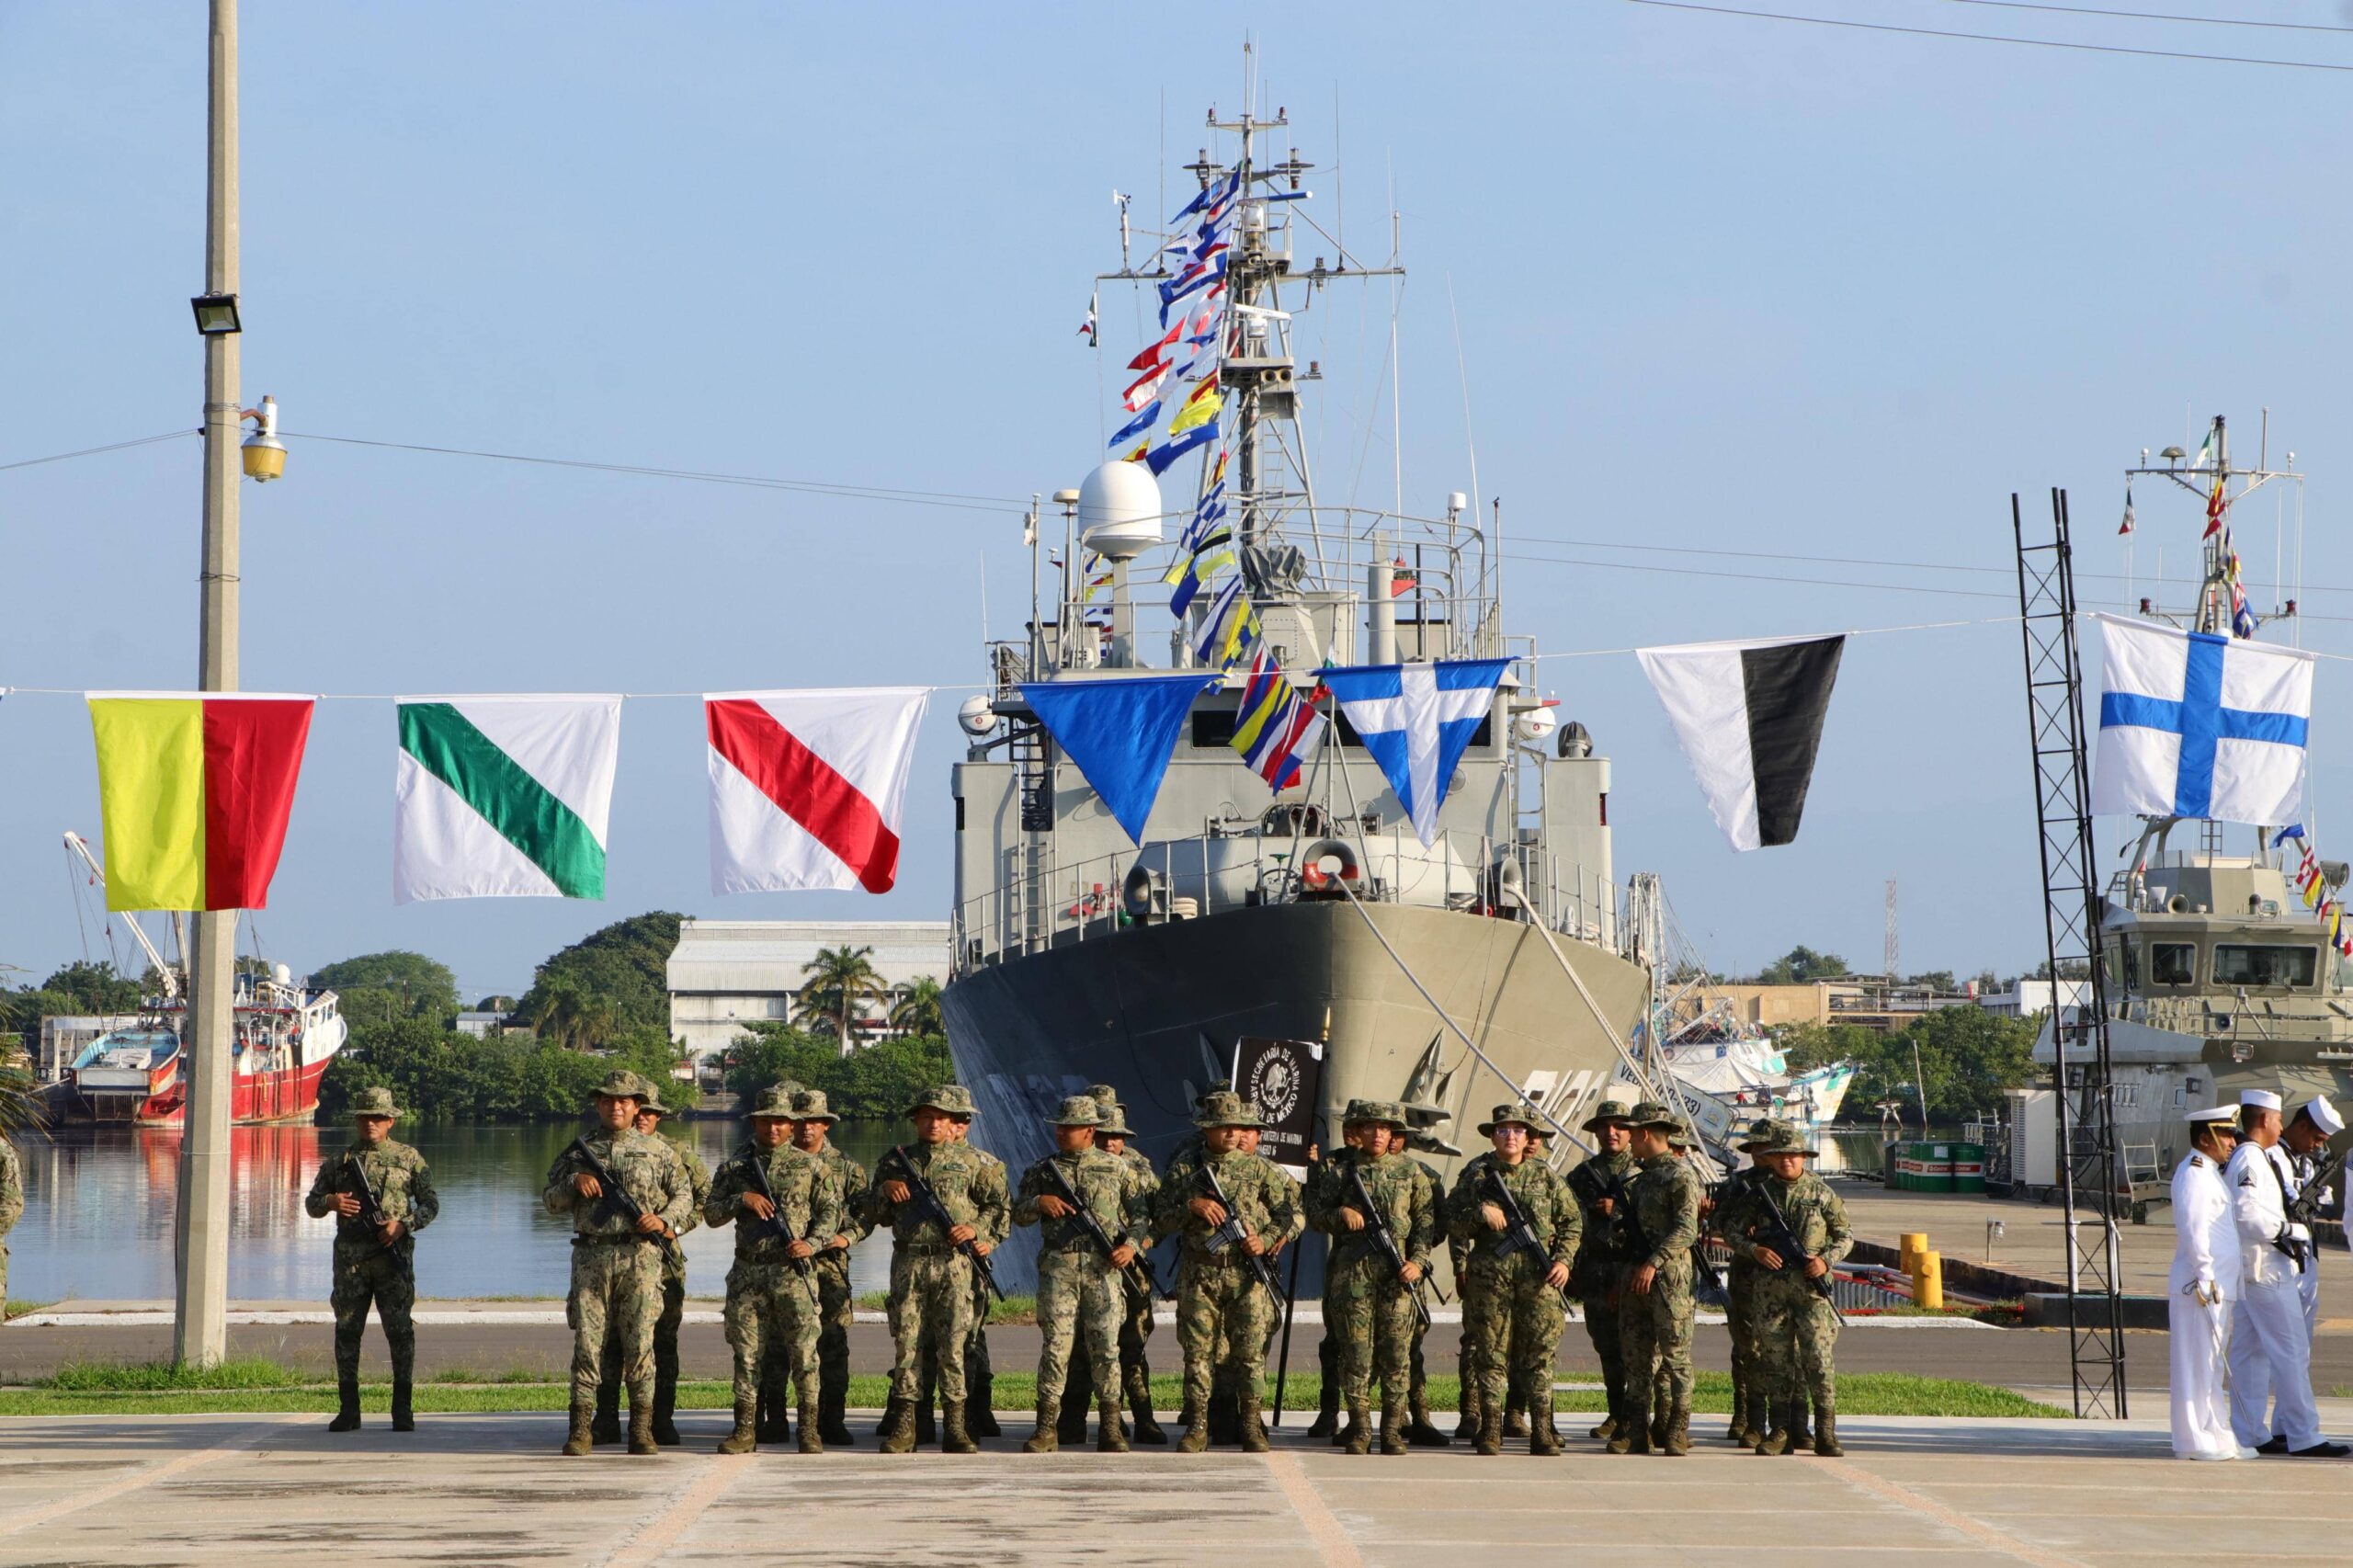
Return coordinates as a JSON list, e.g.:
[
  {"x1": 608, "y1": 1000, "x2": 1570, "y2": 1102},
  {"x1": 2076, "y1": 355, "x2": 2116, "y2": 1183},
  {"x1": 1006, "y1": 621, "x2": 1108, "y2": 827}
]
[{"x1": 1636, "y1": 633, "x2": 1845, "y2": 851}]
